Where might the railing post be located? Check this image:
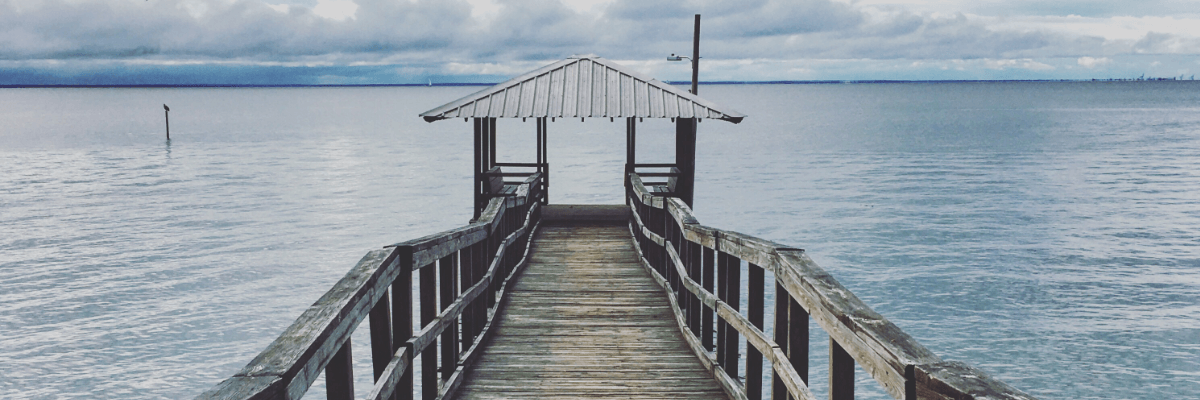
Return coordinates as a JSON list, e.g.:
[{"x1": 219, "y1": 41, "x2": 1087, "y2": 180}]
[
  {"x1": 830, "y1": 338, "x2": 854, "y2": 400},
  {"x1": 470, "y1": 237, "x2": 484, "y2": 338},
  {"x1": 460, "y1": 246, "x2": 475, "y2": 349},
  {"x1": 724, "y1": 253, "x2": 741, "y2": 375},
  {"x1": 393, "y1": 247, "x2": 414, "y2": 400},
  {"x1": 326, "y1": 338, "x2": 354, "y2": 400},
  {"x1": 440, "y1": 253, "x2": 459, "y2": 378},
  {"x1": 487, "y1": 226, "x2": 497, "y2": 309},
  {"x1": 772, "y1": 282, "x2": 788, "y2": 400},
  {"x1": 702, "y1": 246, "x2": 715, "y2": 351},
  {"x1": 420, "y1": 263, "x2": 437, "y2": 400},
  {"x1": 747, "y1": 263, "x2": 765, "y2": 400},
  {"x1": 369, "y1": 290, "x2": 392, "y2": 381},
  {"x1": 716, "y1": 247, "x2": 730, "y2": 367},
  {"x1": 790, "y1": 297, "x2": 809, "y2": 388},
  {"x1": 687, "y1": 240, "x2": 702, "y2": 337}
]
